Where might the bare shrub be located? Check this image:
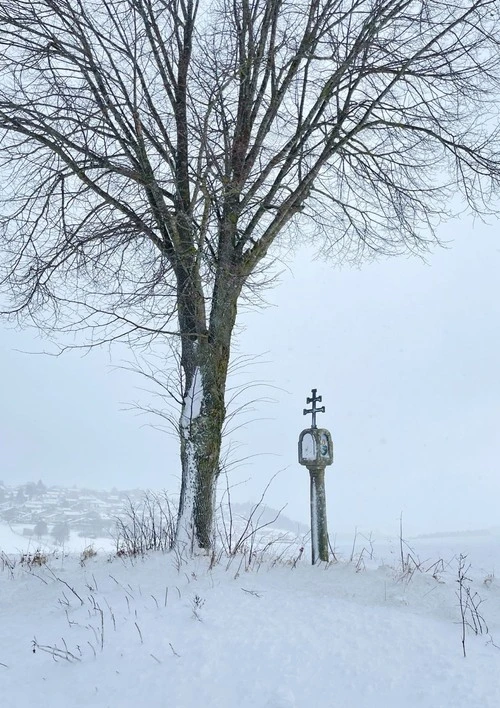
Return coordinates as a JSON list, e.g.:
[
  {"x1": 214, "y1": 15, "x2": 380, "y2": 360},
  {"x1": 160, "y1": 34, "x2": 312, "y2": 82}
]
[
  {"x1": 215, "y1": 473, "x2": 289, "y2": 559},
  {"x1": 20, "y1": 549, "x2": 48, "y2": 568},
  {"x1": 456, "y1": 554, "x2": 488, "y2": 658},
  {"x1": 114, "y1": 491, "x2": 177, "y2": 557},
  {"x1": 32, "y1": 637, "x2": 81, "y2": 663},
  {"x1": 0, "y1": 550, "x2": 16, "y2": 576},
  {"x1": 214, "y1": 487, "x2": 307, "y2": 572},
  {"x1": 348, "y1": 528, "x2": 375, "y2": 573},
  {"x1": 191, "y1": 594, "x2": 205, "y2": 622},
  {"x1": 80, "y1": 544, "x2": 97, "y2": 564}
]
